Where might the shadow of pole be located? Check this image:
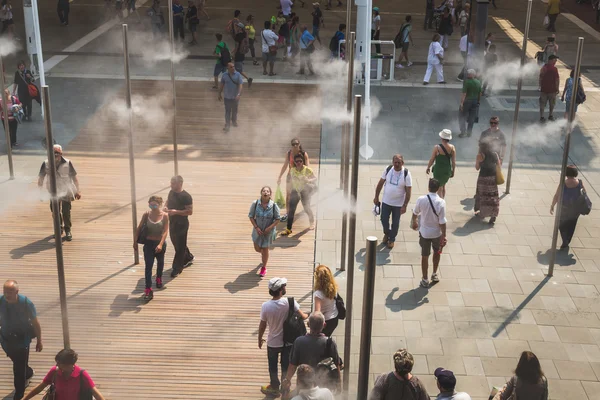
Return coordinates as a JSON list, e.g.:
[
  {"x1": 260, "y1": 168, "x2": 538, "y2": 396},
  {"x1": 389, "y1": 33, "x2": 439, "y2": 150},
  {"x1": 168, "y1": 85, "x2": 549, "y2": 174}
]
[
  {"x1": 491, "y1": 276, "x2": 550, "y2": 338},
  {"x1": 84, "y1": 186, "x2": 170, "y2": 223}
]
